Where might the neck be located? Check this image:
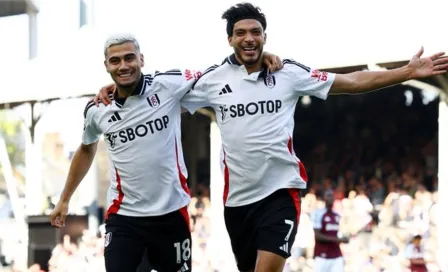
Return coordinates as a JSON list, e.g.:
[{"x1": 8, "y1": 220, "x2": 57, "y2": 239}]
[
  {"x1": 115, "y1": 74, "x2": 142, "y2": 98},
  {"x1": 116, "y1": 86, "x2": 135, "y2": 98}
]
